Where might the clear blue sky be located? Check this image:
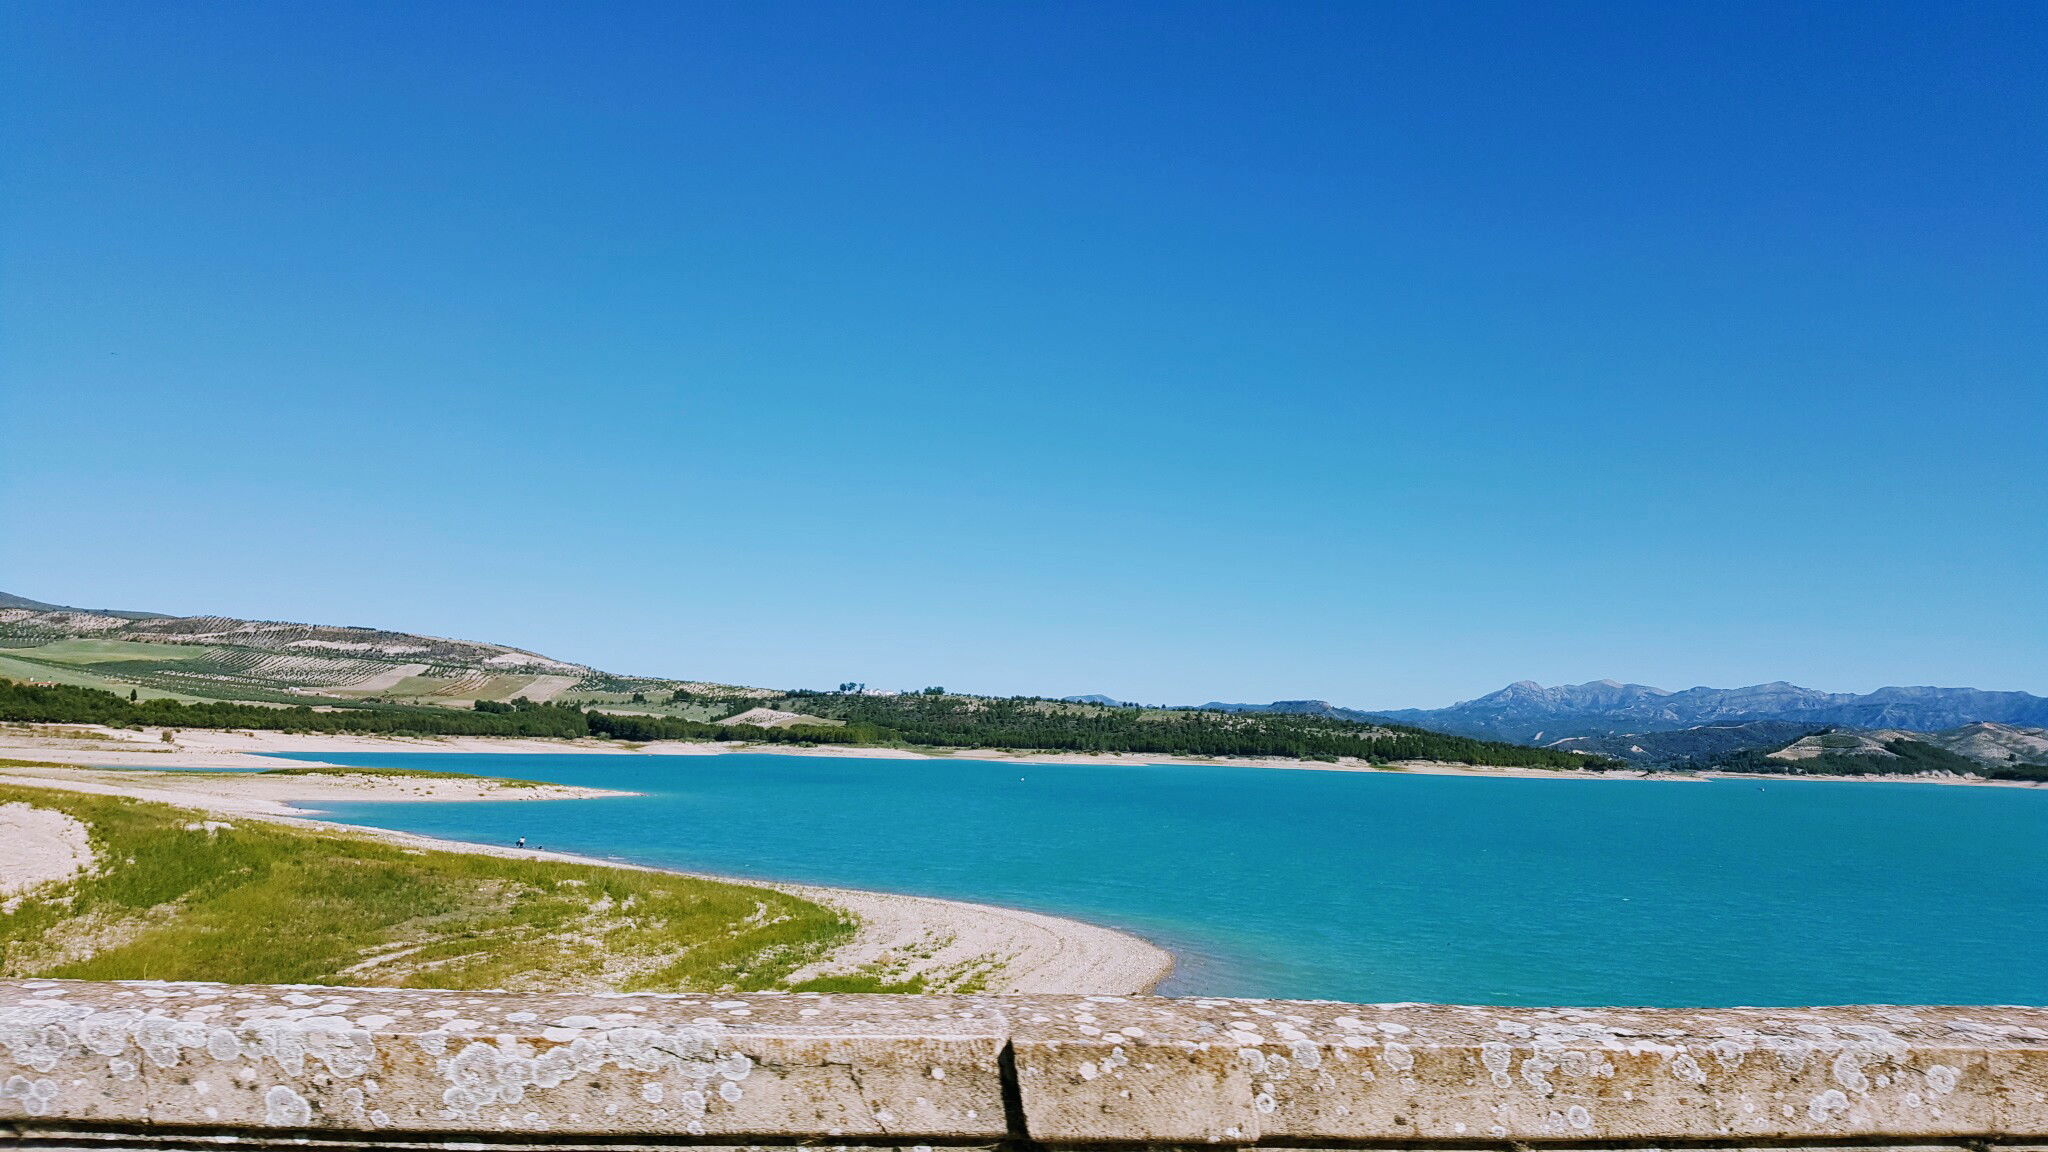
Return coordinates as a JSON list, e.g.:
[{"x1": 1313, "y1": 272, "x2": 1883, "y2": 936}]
[{"x1": 3, "y1": 2, "x2": 2042, "y2": 708}]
